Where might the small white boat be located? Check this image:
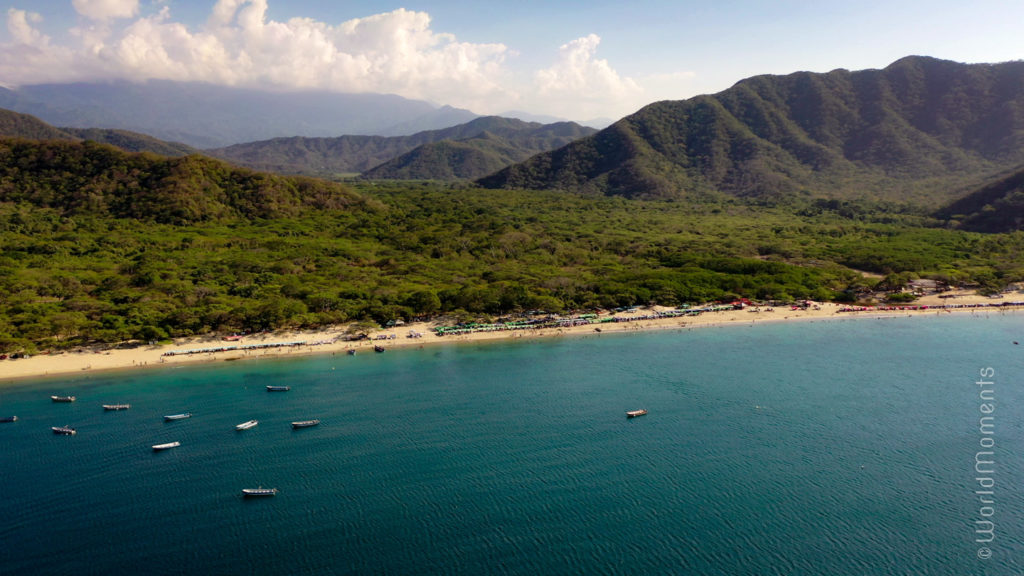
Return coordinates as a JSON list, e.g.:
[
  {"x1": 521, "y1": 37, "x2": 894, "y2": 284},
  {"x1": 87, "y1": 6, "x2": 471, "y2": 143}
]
[
  {"x1": 626, "y1": 409, "x2": 648, "y2": 418},
  {"x1": 163, "y1": 413, "x2": 192, "y2": 421},
  {"x1": 266, "y1": 385, "x2": 290, "y2": 392},
  {"x1": 242, "y1": 487, "x2": 277, "y2": 497},
  {"x1": 152, "y1": 441, "x2": 181, "y2": 451},
  {"x1": 103, "y1": 404, "x2": 131, "y2": 411},
  {"x1": 51, "y1": 395, "x2": 76, "y2": 403},
  {"x1": 52, "y1": 425, "x2": 76, "y2": 435},
  {"x1": 291, "y1": 419, "x2": 320, "y2": 429},
  {"x1": 235, "y1": 419, "x2": 258, "y2": 431}
]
